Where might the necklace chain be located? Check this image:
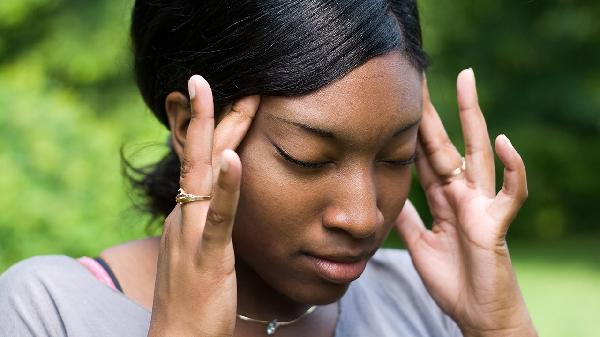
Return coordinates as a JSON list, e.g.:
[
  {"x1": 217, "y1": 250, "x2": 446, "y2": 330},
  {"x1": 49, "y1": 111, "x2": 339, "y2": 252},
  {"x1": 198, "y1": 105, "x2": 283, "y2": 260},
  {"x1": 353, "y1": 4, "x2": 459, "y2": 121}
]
[{"x1": 237, "y1": 305, "x2": 318, "y2": 335}]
